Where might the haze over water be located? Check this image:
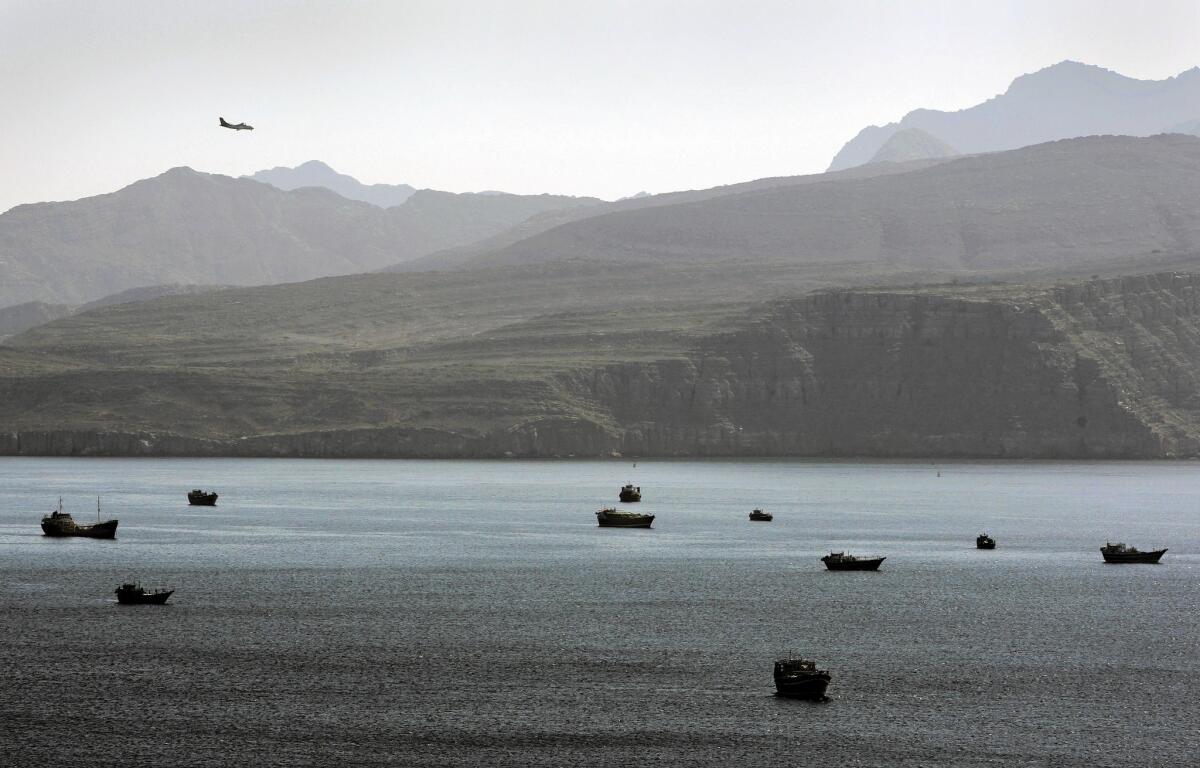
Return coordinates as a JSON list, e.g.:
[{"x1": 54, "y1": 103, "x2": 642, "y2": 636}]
[{"x1": 1, "y1": 457, "x2": 1196, "y2": 766}]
